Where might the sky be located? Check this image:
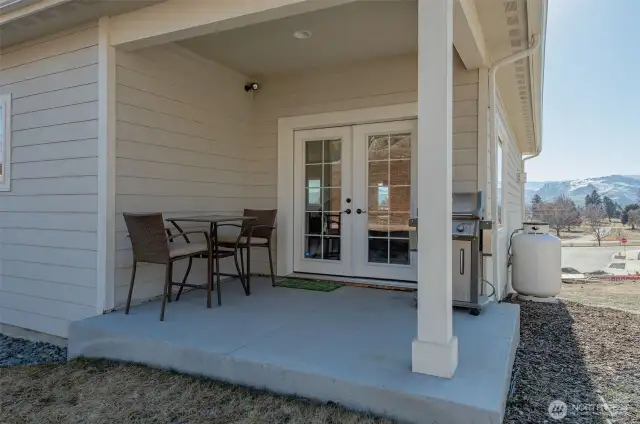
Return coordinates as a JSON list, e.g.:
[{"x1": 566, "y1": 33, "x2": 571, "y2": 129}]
[{"x1": 526, "y1": 0, "x2": 640, "y2": 182}]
